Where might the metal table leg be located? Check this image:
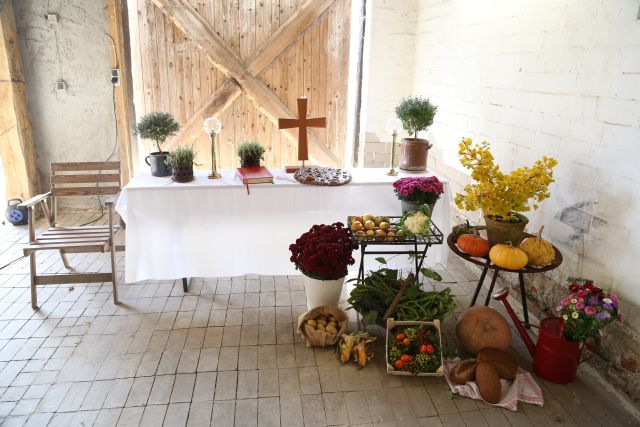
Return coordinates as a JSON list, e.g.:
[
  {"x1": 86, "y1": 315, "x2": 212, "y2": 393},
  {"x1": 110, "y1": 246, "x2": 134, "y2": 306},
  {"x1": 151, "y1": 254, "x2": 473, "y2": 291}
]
[
  {"x1": 518, "y1": 272, "x2": 530, "y2": 328},
  {"x1": 484, "y1": 269, "x2": 499, "y2": 306},
  {"x1": 182, "y1": 277, "x2": 191, "y2": 292},
  {"x1": 471, "y1": 259, "x2": 491, "y2": 306}
]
